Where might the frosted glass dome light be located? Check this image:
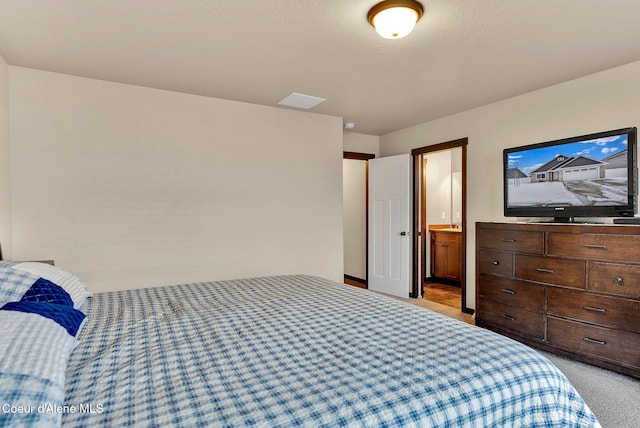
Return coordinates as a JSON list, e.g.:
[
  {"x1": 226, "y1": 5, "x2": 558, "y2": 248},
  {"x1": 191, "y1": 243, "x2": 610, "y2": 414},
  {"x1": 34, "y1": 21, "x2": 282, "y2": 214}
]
[{"x1": 367, "y1": 0, "x2": 424, "y2": 39}]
